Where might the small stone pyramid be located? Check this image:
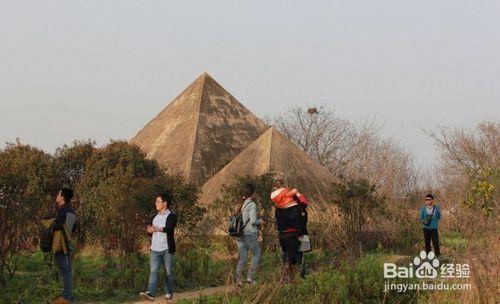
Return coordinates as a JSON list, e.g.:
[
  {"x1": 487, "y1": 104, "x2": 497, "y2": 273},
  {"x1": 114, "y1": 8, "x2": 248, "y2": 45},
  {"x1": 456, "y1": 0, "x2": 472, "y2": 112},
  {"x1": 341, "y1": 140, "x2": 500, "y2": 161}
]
[{"x1": 200, "y1": 127, "x2": 336, "y2": 204}]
